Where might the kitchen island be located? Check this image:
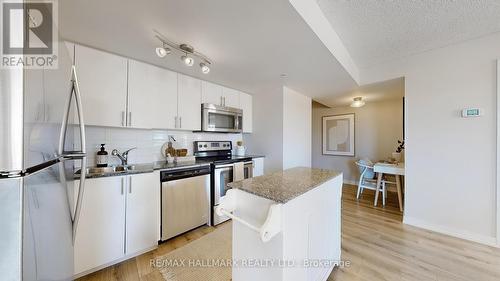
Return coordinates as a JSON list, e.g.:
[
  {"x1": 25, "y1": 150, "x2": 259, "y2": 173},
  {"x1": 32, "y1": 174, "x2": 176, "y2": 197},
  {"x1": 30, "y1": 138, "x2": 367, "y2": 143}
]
[{"x1": 217, "y1": 167, "x2": 343, "y2": 281}]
